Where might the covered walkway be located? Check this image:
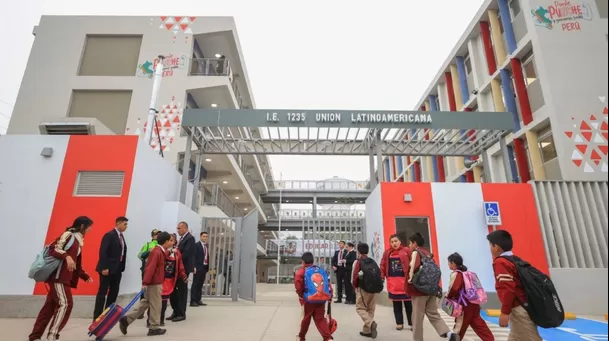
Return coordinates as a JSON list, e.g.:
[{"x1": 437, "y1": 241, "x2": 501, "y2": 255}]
[{"x1": 0, "y1": 284, "x2": 503, "y2": 341}]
